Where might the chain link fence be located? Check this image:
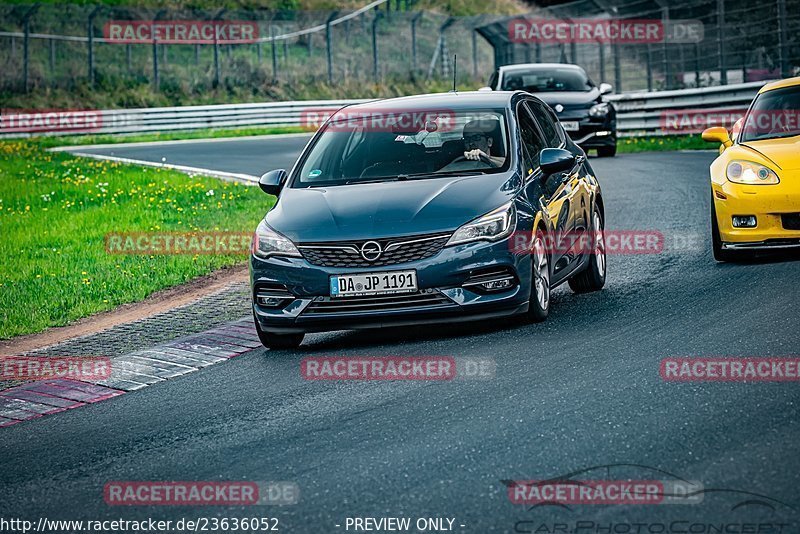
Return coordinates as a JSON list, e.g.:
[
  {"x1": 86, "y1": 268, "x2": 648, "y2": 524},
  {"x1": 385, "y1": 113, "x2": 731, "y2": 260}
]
[{"x1": 0, "y1": 0, "x2": 798, "y2": 101}]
